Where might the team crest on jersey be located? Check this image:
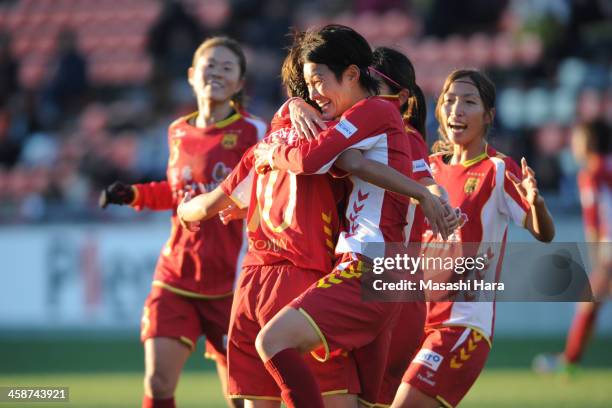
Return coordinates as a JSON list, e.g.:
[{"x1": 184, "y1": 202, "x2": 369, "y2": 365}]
[
  {"x1": 464, "y1": 177, "x2": 479, "y2": 194},
  {"x1": 221, "y1": 133, "x2": 238, "y2": 149}
]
